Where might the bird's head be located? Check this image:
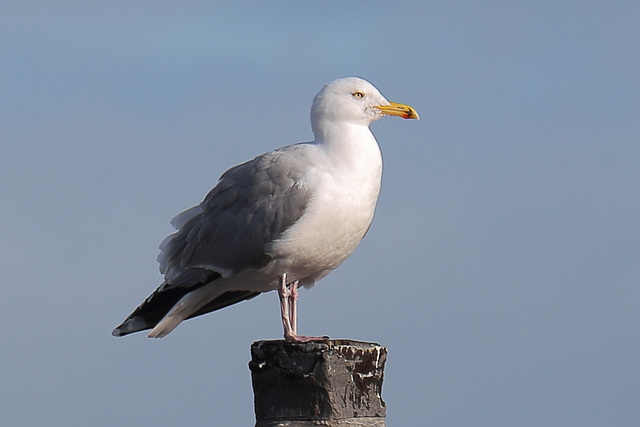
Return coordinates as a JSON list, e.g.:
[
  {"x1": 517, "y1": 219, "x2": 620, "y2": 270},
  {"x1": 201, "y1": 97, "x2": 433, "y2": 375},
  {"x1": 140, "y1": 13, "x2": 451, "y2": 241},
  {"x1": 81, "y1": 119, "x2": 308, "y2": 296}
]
[{"x1": 310, "y1": 77, "x2": 419, "y2": 136}]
